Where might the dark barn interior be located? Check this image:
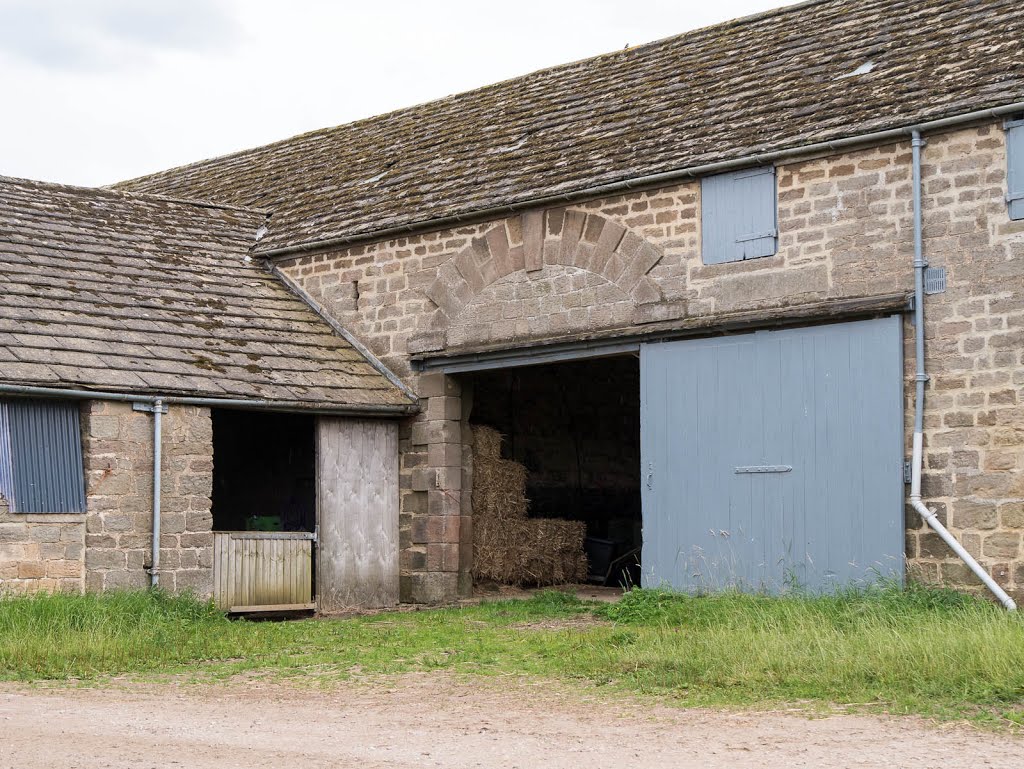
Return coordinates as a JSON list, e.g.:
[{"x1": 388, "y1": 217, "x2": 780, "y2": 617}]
[
  {"x1": 210, "y1": 409, "x2": 316, "y2": 533},
  {"x1": 467, "y1": 355, "x2": 642, "y2": 585}
]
